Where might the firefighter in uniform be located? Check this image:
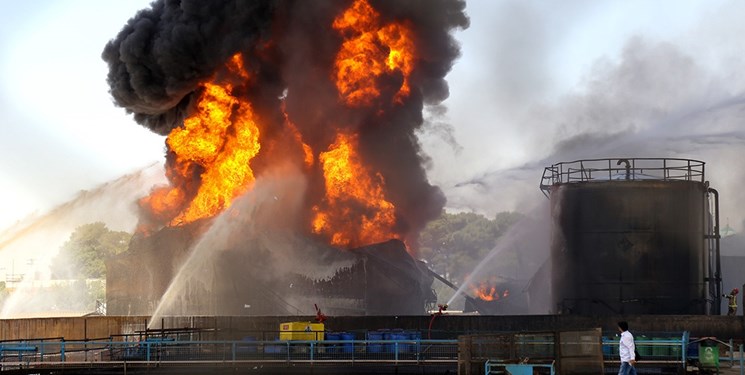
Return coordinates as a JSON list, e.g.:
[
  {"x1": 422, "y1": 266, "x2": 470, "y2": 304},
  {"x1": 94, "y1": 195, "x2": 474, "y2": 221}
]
[{"x1": 723, "y1": 288, "x2": 739, "y2": 316}]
